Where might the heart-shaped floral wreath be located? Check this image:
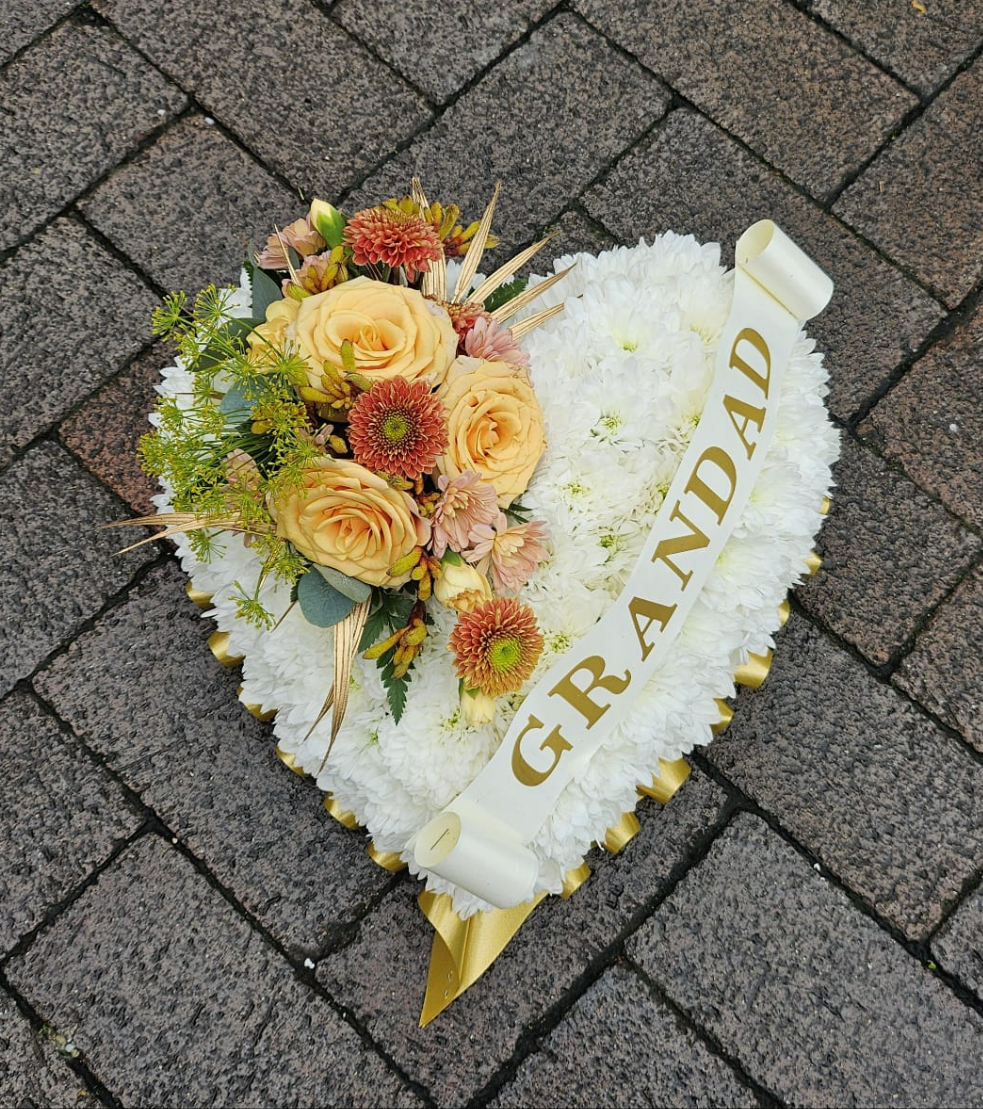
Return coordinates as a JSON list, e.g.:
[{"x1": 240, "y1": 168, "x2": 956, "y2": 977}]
[{"x1": 124, "y1": 182, "x2": 837, "y2": 1017}]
